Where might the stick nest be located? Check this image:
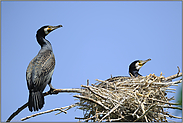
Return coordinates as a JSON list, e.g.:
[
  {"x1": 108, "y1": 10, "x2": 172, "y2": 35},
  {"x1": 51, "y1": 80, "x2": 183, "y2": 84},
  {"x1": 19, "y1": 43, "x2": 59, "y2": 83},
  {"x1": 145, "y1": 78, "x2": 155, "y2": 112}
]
[{"x1": 75, "y1": 73, "x2": 182, "y2": 122}]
